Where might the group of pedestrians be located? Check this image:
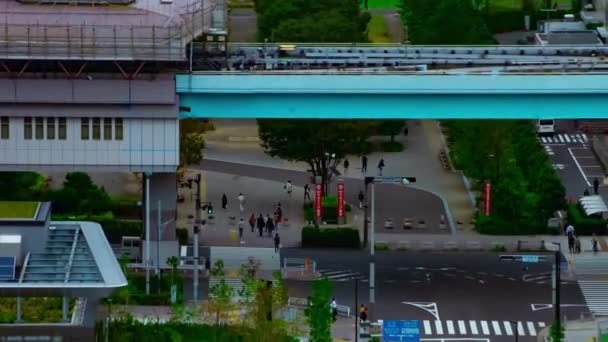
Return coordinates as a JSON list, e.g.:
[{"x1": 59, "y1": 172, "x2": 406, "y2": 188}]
[
  {"x1": 329, "y1": 297, "x2": 368, "y2": 323},
  {"x1": 565, "y1": 223, "x2": 599, "y2": 254},
  {"x1": 360, "y1": 156, "x2": 385, "y2": 176}
]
